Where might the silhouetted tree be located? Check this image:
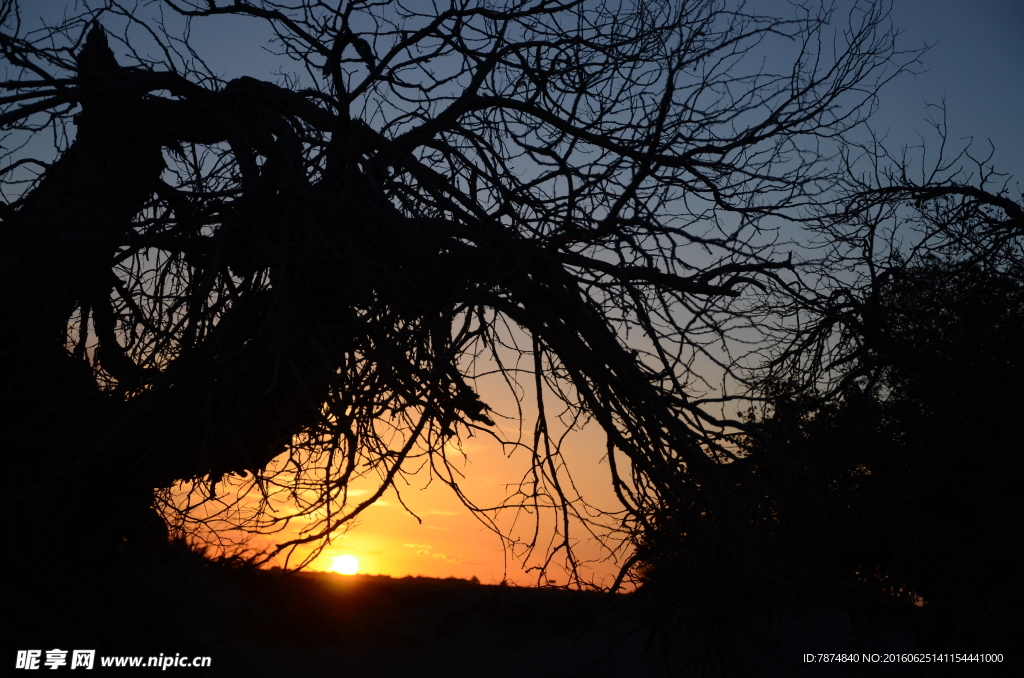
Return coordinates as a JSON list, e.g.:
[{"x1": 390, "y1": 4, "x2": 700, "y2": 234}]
[
  {"x1": 1, "y1": 0, "x2": 923, "y2": 650},
  {"x1": 709, "y1": 128, "x2": 1024, "y2": 659}
]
